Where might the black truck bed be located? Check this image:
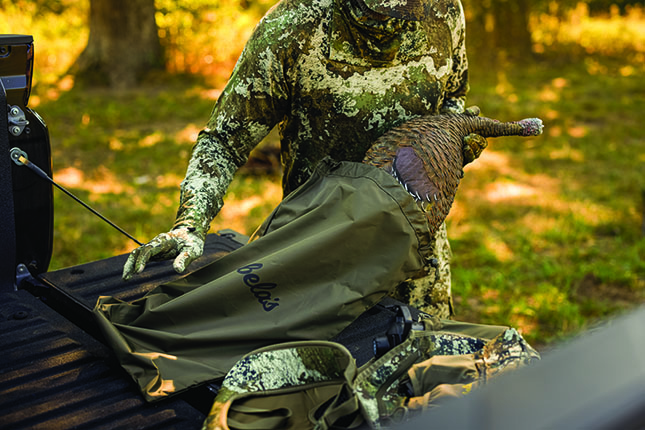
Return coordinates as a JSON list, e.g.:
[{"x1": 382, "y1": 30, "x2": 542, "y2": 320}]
[
  {"x1": 0, "y1": 289, "x2": 207, "y2": 429},
  {"x1": 1, "y1": 233, "x2": 406, "y2": 429}
]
